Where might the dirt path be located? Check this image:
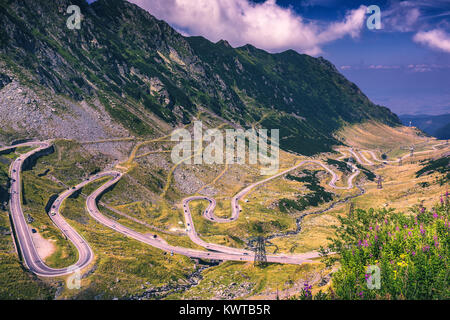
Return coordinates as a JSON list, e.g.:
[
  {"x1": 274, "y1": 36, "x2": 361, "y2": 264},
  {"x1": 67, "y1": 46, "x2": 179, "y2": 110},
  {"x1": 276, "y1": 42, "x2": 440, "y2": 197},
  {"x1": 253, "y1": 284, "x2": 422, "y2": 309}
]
[{"x1": 29, "y1": 227, "x2": 56, "y2": 260}]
